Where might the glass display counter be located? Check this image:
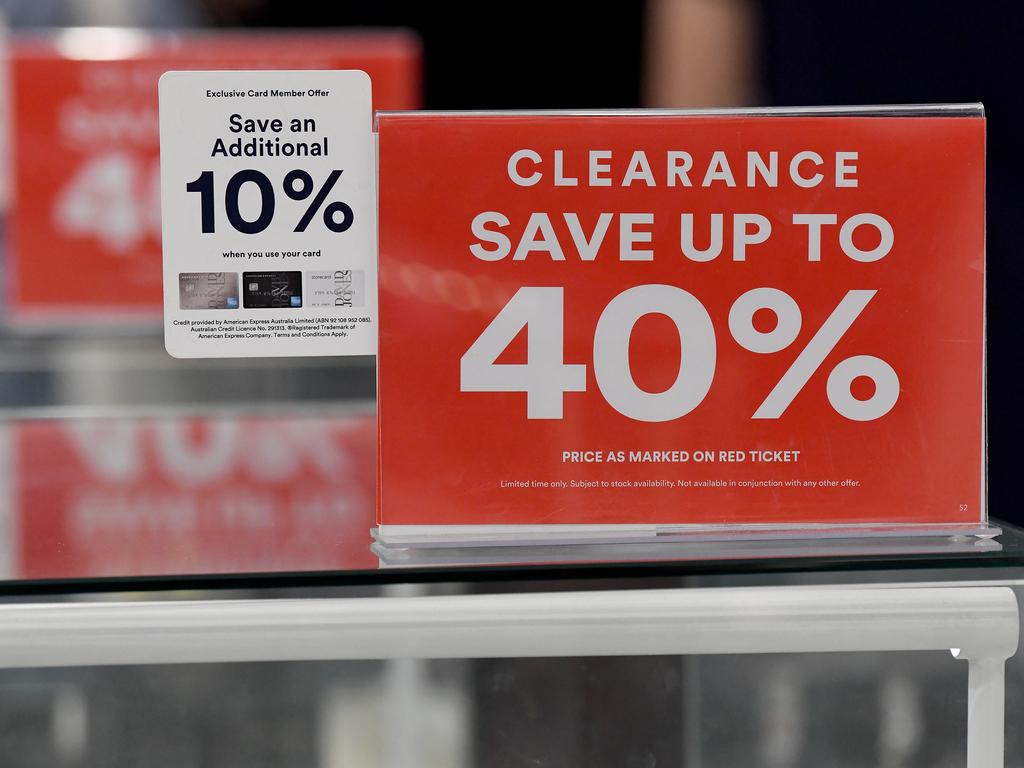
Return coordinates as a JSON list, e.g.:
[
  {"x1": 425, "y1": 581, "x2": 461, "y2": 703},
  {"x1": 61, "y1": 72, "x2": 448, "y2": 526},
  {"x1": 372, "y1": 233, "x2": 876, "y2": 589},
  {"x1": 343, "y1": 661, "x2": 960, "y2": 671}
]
[{"x1": 0, "y1": 410, "x2": 1019, "y2": 768}]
